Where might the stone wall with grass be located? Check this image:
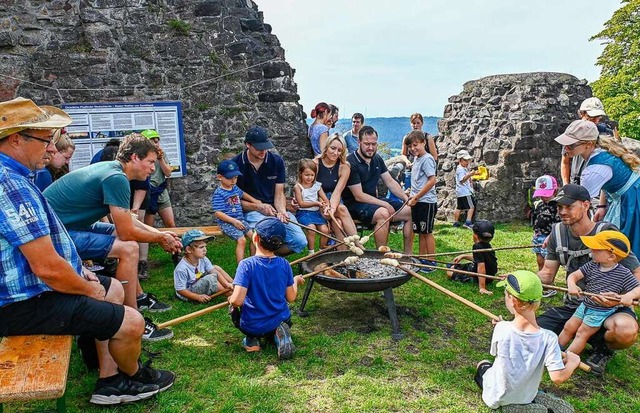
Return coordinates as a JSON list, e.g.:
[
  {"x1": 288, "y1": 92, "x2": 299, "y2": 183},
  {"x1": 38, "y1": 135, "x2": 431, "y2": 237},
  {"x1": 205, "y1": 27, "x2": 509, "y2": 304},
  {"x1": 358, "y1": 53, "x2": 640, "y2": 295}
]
[
  {"x1": 436, "y1": 72, "x2": 592, "y2": 223},
  {"x1": 0, "y1": 0, "x2": 310, "y2": 225}
]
